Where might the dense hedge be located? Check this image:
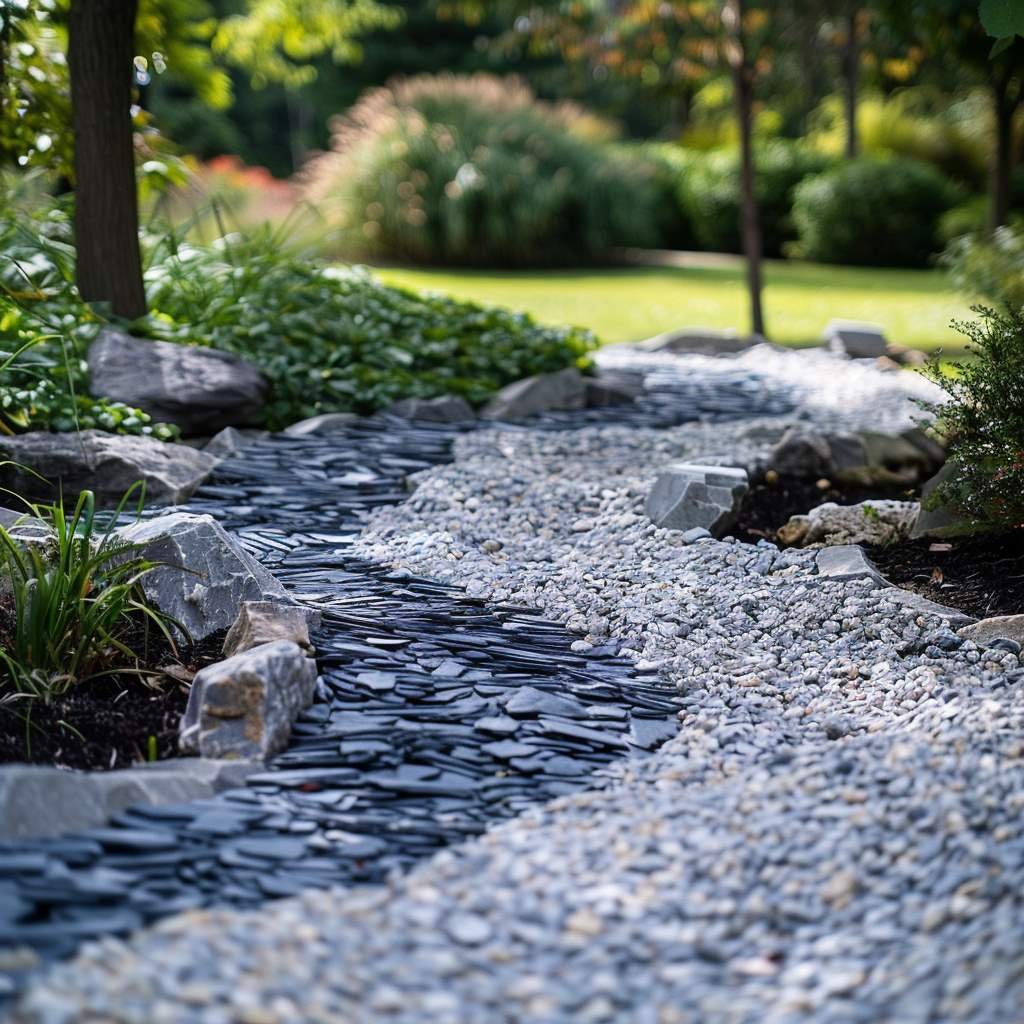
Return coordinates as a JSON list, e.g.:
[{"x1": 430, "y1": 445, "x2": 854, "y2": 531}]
[
  {"x1": 677, "y1": 142, "x2": 833, "y2": 258},
  {"x1": 791, "y1": 156, "x2": 958, "y2": 267},
  {"x1": 305, "y1": 73, "x2": 661, "y2": 266}
]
